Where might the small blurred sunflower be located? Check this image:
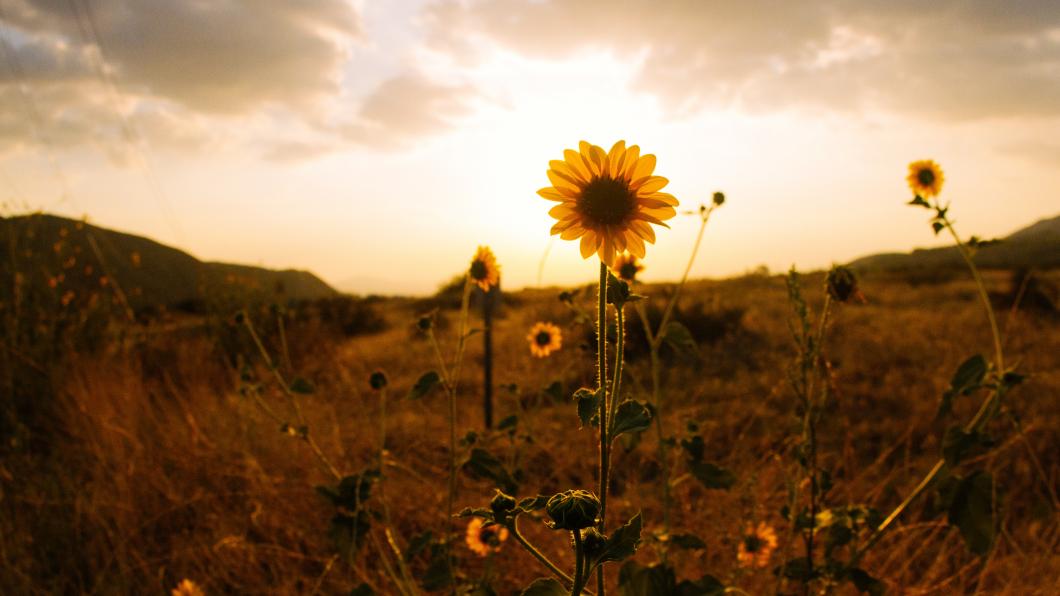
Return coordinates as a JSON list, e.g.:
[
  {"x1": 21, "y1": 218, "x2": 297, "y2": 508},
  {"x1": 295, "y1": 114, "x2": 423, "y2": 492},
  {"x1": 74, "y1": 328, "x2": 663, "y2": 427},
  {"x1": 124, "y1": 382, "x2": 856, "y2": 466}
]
[
  {"x1": 736, "y1": 521, "x2": 778, "y2": 568},
  {"x1": 171, "y1": 579, "x2": 204, "y2": 596},
  {"x1": 527, "y1": 322, "x2": 563, "y2": 358},
  {"x1": 465, "y1": 517, "x2": 509, "y2": 557},
  {"x1": 468, "y1": 246, "x2": 500, "y2": 292},
  {"x1": 907, "y1": 159, "x2": 944, "y2": 198},
  {"x1": 613, "y1": 253, "x2": 643, "y2": 282},
  {"x1": 538, "y1": 140, "x2": 678, "y2": 267}
]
